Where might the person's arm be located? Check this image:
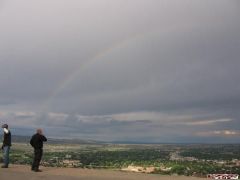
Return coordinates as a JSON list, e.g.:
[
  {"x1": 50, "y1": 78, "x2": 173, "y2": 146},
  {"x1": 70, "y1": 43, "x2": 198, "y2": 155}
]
[
  {"x1": 3, "y1": 128, "x2": 9, "y2": 134},
  {"x1": 41, "y1": 135, "x2": 47, "y2": 142},
  {"x1": 2, "y1": 128, "x2": 9, "y2": 149},
  {"x1": 30, "y1": 136, "x2": 34, "y2": 147}
]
